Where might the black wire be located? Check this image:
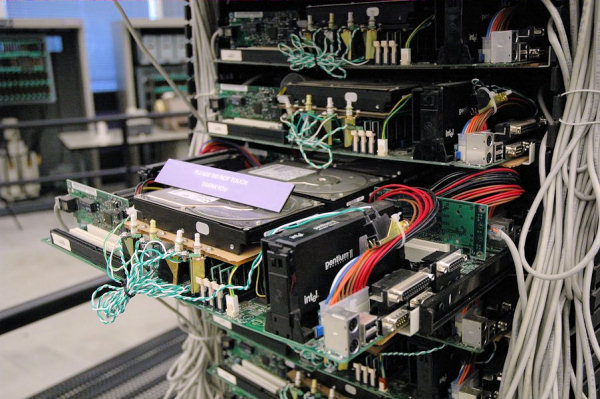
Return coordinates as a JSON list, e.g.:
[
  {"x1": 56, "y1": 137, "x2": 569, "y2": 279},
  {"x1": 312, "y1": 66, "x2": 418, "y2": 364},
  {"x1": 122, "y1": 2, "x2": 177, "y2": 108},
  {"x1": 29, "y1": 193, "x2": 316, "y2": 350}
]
[
  {"x1": 430, "y1": 171, "x2": 470, "y2": 191},
  {"x1": 440, "y1": 175, "x2": 521, "y2": 198},
  {"x1": 434, "y1": 171, "x2": 521, "y2": 197}
]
